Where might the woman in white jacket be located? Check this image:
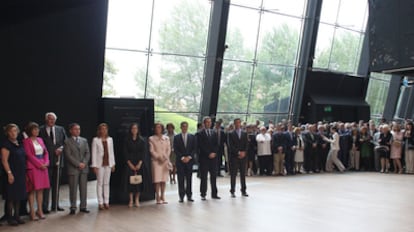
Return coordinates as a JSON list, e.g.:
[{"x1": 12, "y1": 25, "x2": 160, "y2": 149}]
[
  {"x1": 322, "y1": 126, "x2": 345, "y2": 172},
  {"x1": 91, "y1": 123, "x2": 116, "y2": 210}
]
